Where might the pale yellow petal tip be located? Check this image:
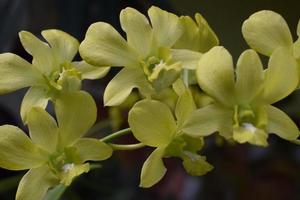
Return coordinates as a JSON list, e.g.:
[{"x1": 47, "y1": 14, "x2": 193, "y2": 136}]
[
  {"x1": 18, "y1": 30, "x2": 31, "y2": 38},
  {"x1": 41, "y1": 29, "x2": 80, "y2": 45}
]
